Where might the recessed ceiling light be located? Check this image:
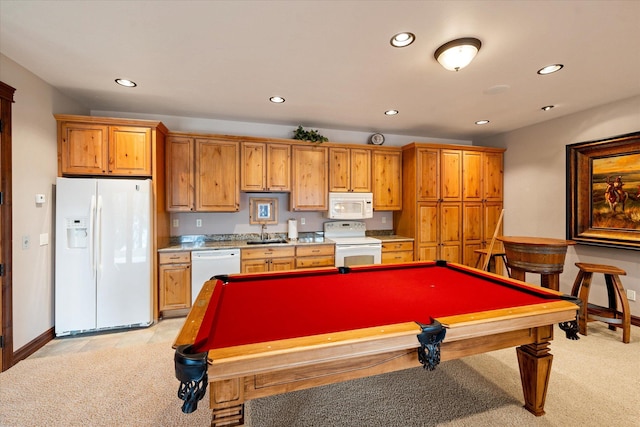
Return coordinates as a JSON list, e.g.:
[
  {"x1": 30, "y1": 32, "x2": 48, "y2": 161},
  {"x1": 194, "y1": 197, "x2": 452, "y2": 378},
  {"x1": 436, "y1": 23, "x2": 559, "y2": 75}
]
[
  {"x1": 537, "y1": 64, "x2": 564, "y2": 75},
  {"x1": 115, "y1": 78, "x2": 137, "y2": 87},
  {"x1": 269, "y1": 96, "x2": 285, "y2": 103},
  {"x1": 385, "y1": 110, "x2": 399, "y2": 116},
  {"x1": 390, "y1": 32, "x2": 415, "y2": 48},
  {"x1": 541, "y1": 105, "x2": 555, "y2": 111},
  {"x1": 475, "y1": 120, "x2": 490, "y2": 125}
]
